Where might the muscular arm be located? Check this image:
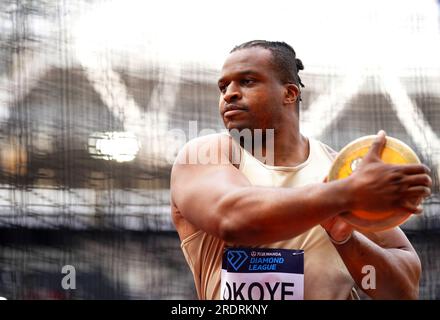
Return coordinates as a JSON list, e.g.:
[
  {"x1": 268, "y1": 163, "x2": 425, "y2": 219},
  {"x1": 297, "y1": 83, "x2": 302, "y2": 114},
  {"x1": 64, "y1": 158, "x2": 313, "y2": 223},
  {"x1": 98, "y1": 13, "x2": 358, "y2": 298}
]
[
  {"x1": 171, "y1": 136, "x2": 350, "y2": 245},
  {"x1": 171, "y1": 133, "x2": 430, "y2": 246},
  {"x1": 327, "y1": 225, "x2": 421, "y2": 299}
]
